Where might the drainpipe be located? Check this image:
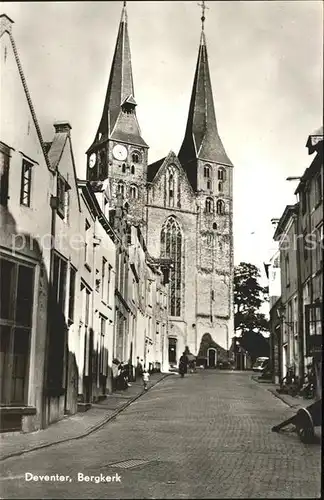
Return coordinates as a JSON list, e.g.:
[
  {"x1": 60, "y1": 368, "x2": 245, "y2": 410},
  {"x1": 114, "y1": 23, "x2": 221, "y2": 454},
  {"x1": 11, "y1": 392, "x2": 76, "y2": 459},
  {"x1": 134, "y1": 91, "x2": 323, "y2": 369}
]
[{"x1": 43, "y1": 188, "x2": 56, "y2": 428}]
